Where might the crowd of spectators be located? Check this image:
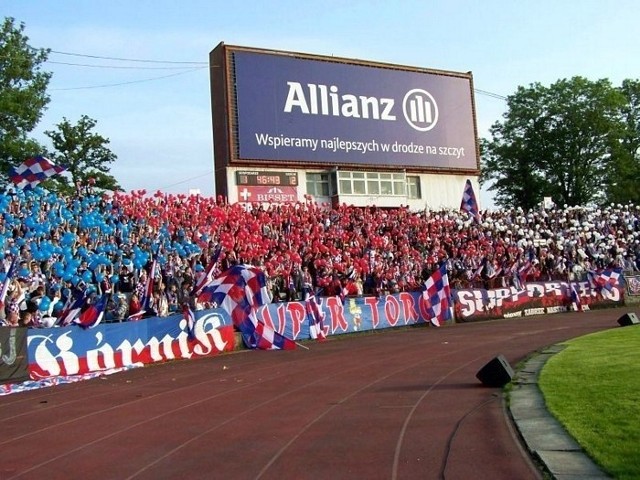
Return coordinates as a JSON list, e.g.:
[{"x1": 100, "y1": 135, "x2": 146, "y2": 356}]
[{"x1": 1, "y1": 186, "x2": 639, "y2": 328}]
